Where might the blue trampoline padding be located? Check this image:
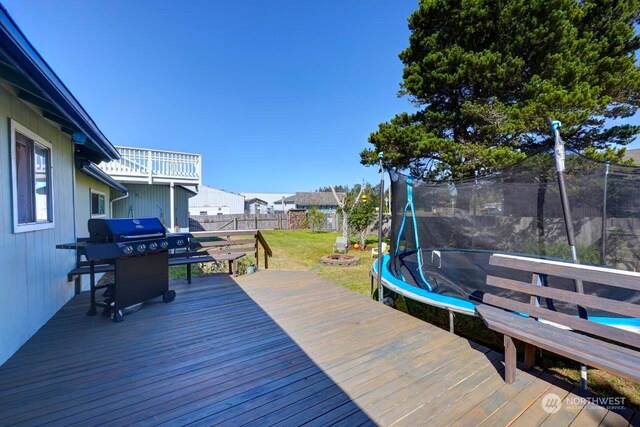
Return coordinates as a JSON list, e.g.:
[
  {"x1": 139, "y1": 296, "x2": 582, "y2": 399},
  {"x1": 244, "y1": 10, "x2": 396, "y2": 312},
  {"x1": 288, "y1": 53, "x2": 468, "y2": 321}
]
[
  {"x1": 373, "y1": 254, "x2": 640, "y2": 330},
  {"x1": 374, "y1": 254, "x2": 475, "y2": 314}
]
